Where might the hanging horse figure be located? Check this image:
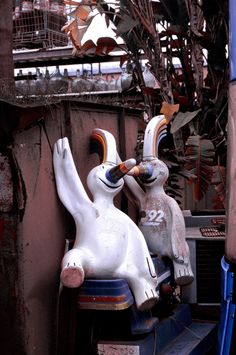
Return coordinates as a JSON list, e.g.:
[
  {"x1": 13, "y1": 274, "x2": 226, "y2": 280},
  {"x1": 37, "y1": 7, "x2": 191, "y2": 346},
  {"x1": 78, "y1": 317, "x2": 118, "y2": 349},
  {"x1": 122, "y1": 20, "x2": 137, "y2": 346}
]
[
  {"x1": 53, "y1": 129, "x2": 159, "y2": 311},
  {"x1": 119, "y1": 115, "x2": 194, "y2": 286}
]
